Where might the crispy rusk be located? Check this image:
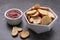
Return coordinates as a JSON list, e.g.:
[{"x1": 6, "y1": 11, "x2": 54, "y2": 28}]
[
  {"x1": 29, "y1": 4, "x2": 40, "y2": 10},
  {"x1": 40, "y1": 8, "x2": 49, "y2": 11},
  {"x1": 38, "y1": 9, "x2": 48, "y2": 16},
  {"x1": 41, "y1": 16, "x2": 52, "y2": 25},
  {"x1": 29, "y1": 17, "x2": 34, "y2": 23},
  {"x1": 18, "y1": 28, "x2": 23, "y2": 32},
  {"x1": 26, "y1": 10, "x2": 37, "y2": 15},
  {"x1": 30, "y1": 17, "x2": 41, "y2": 24},
  {"x1": 31, "y1": 11, "x2": 39, "y2": 17},
  {"x1": 11, "y1": 27, "x2": 18, "y2": 36},
  {"x1": 20, "y1": 30, "x2": 30, "y2": 38},
  {"x1": 48, "y1": 11, "x2": 55, "y2": 19},
  {"x1": 28, "y1": 6, "x2": 35, "y2": 10},
  {"x1": 34, "y1": 4, "x2": 40, "y2": 9}
]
